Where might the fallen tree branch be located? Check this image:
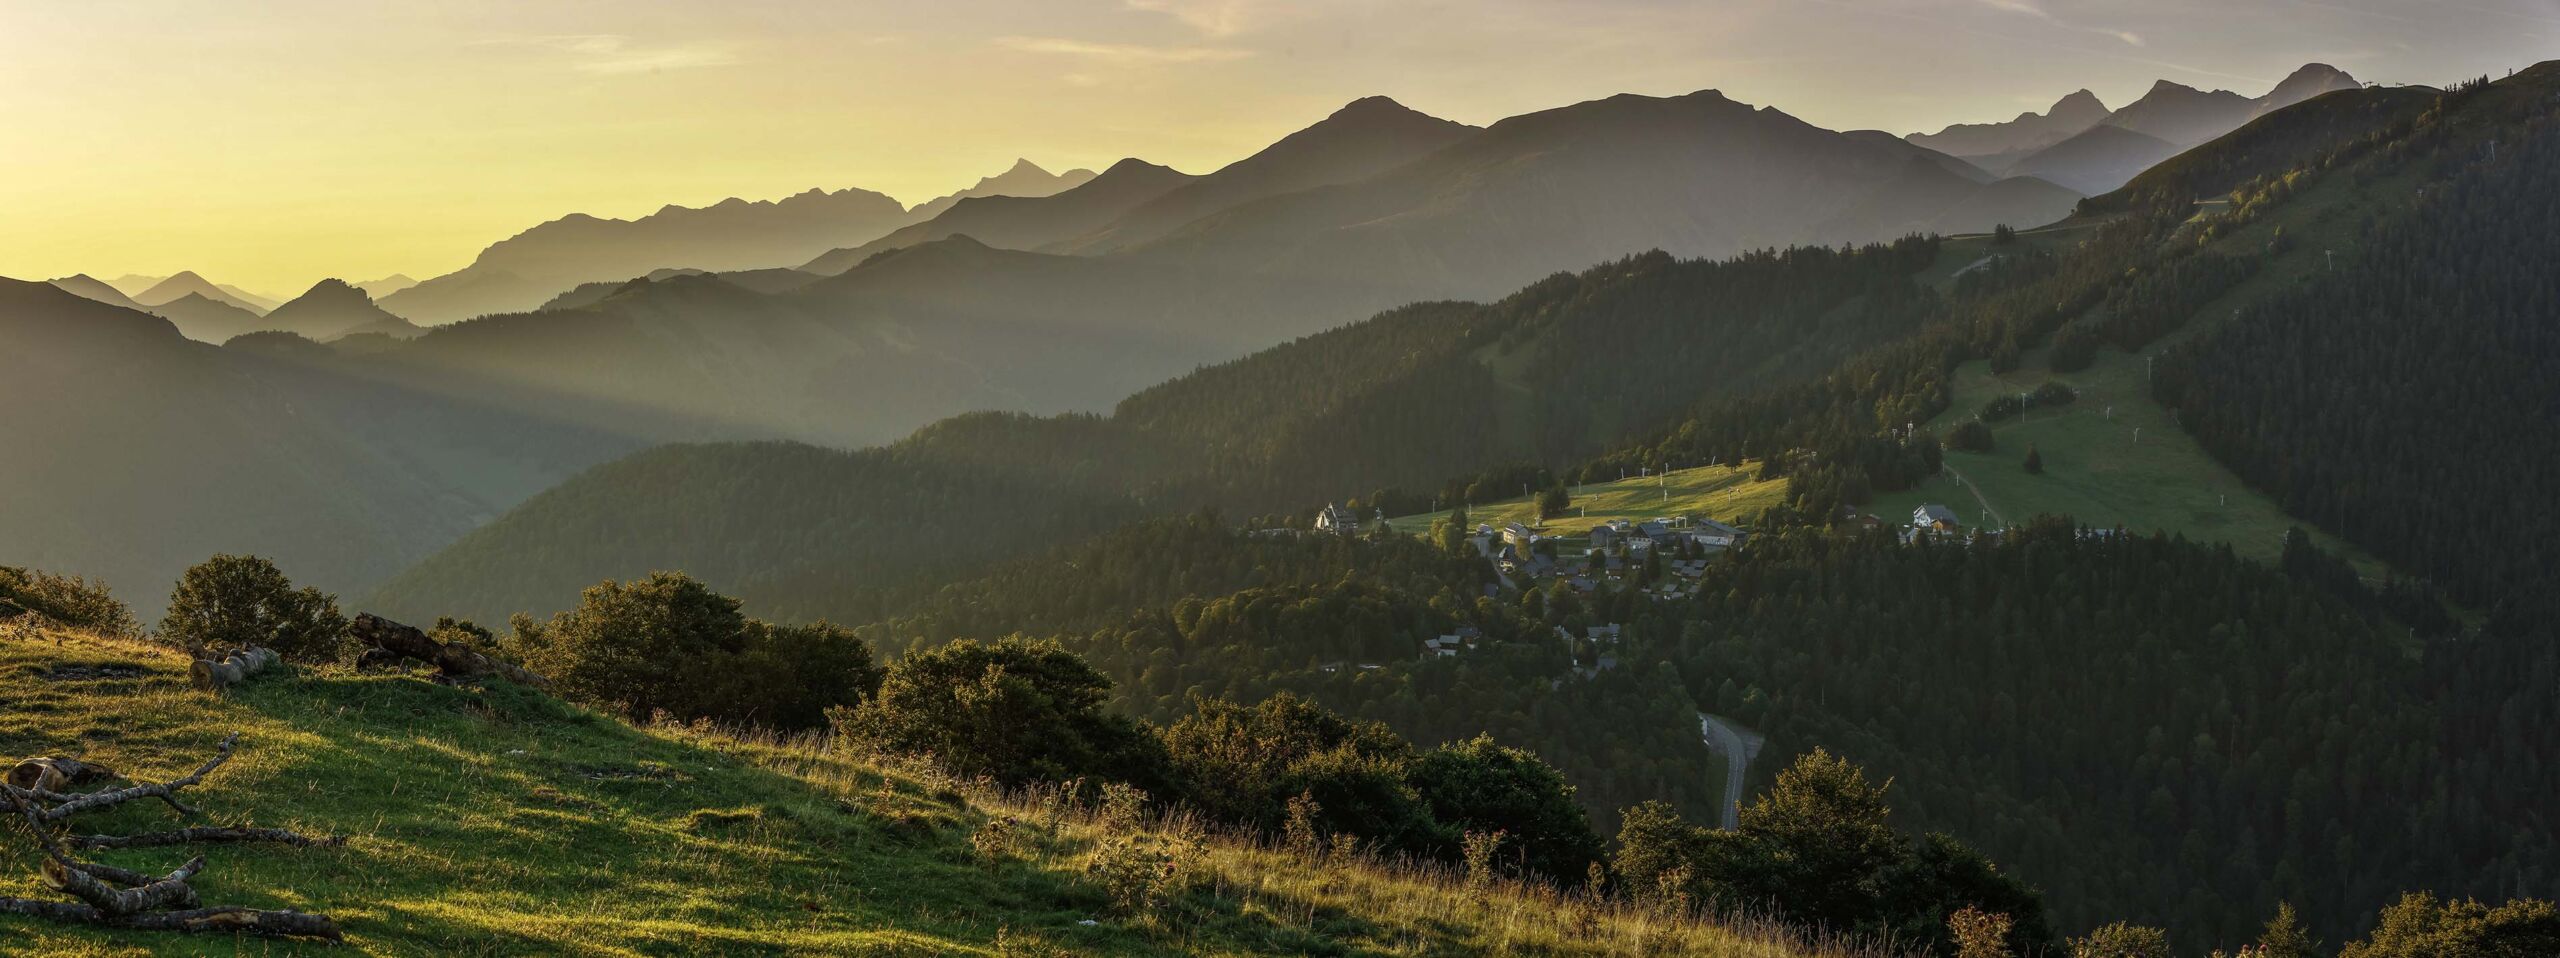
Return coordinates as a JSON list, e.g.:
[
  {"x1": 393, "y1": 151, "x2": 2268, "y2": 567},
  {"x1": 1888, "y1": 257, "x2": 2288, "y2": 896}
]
[
  {"x1": 350, "y1": 613, "x2": 549, "y2": 688},
  {"x1": 189, "y1": 647, "x2": 279, "y2": 693},
  {"x1": 39, "y1": 855, "x2": 203, "y2": 914},
  {"x1": 9, "y1": 785, "x2": 200, "y2": 915},
  {"x1": 34, "y1": 732, "x2": 237, "y2": 822},
  {"x1": 1, "y1": 735, "x2": 346, "y2": 941},
  {"x1": 67, "y1": 825, "x2": 346, "y2": 851},
  {"x1": 0, "y1": 897, "x2": 343, "y2": 940}
]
